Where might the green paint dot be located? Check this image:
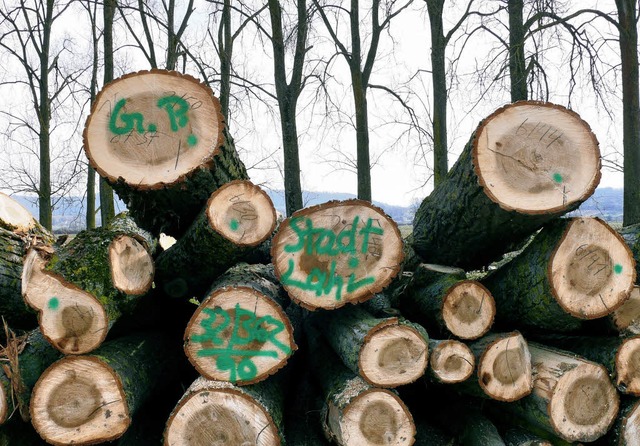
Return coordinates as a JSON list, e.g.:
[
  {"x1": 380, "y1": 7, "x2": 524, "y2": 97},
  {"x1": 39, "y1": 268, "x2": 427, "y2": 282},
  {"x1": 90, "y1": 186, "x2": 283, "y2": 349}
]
[
  {"x1": 48, "y1": 297, "x2": 59, "y2": 310},
  {"x1": 615, "y1": 264, "x2": 623, "y2": 274},
  {"x1": 553, "y1": 173, "x2": 563, "y2": 183},
  {"x1": 187, "y1": 134, "x2": 198, "y2": 147},
  {"x1": 147, "y1": 123, "x2": 157, "y2": 133},
  {"x1": 230, "y1": 219, "x2": 240, "y2": 231},
  {"x1": 348, "y1": 257, "x2": 359, "y2": 269}
]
